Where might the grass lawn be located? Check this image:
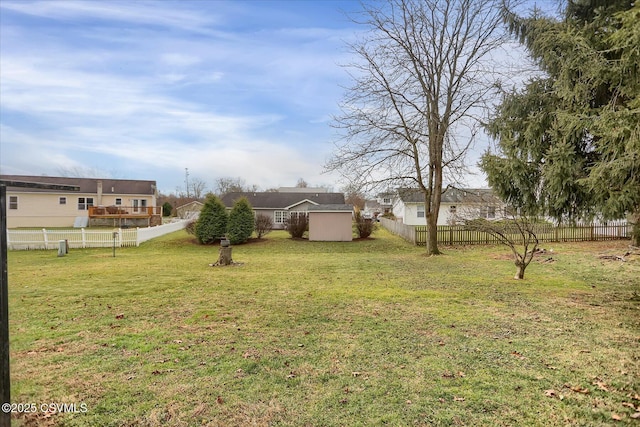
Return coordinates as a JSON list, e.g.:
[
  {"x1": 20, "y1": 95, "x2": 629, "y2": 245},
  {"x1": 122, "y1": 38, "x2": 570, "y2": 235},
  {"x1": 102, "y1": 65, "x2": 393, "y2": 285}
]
[{"x1": 7, "y1": 228, "x2": 639, "y2": 426}]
